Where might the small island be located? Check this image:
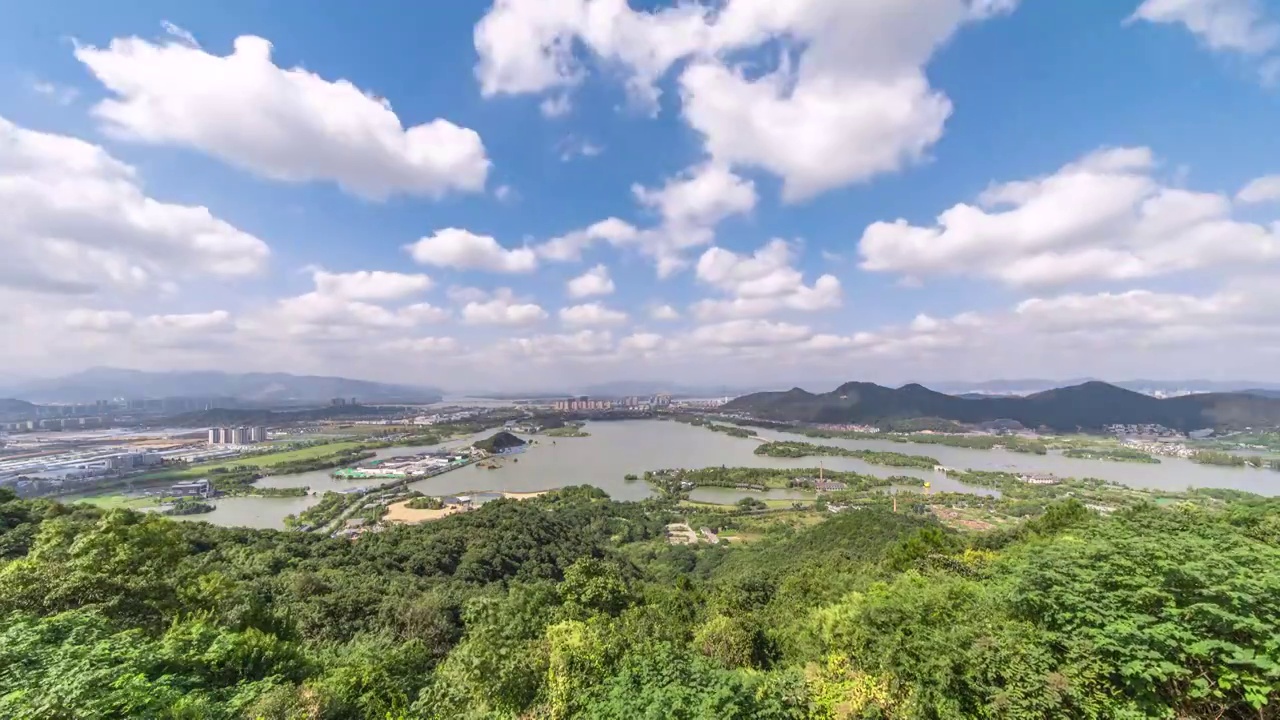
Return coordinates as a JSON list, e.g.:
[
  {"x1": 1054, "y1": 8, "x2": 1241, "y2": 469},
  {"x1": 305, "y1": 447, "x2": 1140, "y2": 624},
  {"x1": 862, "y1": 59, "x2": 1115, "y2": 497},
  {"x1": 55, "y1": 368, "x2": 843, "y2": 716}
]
[
  {"x1": 472, "y1": 431, "x2": 529, "y2": 454},
  {"x1": 161, "y1": 498, "x2": 216, "y2": 516},
  {"x1": 545, "y1": 423, "x2": 590, "y2": 438},
  {"x1": 1063, "y1": 447, "x2": 1160, "y2": 464},
  {"x1": 753, "y1": 441, "x2": 940, "y2": 469}
]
